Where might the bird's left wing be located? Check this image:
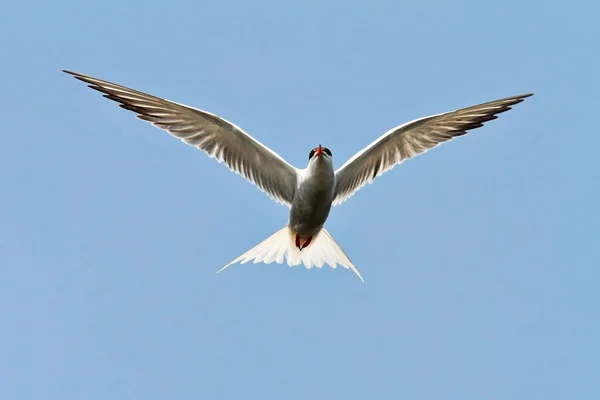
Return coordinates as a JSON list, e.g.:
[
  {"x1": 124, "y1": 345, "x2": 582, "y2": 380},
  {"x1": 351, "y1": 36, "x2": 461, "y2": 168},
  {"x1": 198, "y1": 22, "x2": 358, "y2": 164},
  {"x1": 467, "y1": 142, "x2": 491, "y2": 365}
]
[
  {"x1": 63, "y1": 70, "x2": 298, "y2": 207},
  {"x1": 332, "y1": 93, "x2": 533, "y2": 206}
]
